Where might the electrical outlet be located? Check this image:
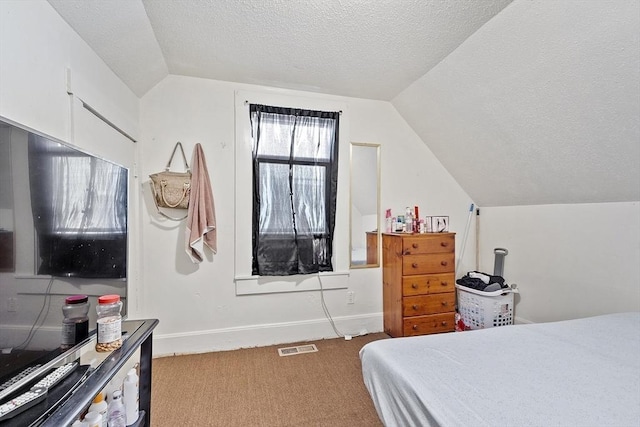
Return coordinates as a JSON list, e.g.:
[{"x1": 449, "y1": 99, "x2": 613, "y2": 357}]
[
  {"x1": 7, "y1": 297, "x2": 17, "y2": 312},
  {"x1": 347, "y1": 291, "x2": 355, "y2": 304}
]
